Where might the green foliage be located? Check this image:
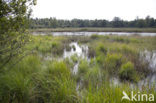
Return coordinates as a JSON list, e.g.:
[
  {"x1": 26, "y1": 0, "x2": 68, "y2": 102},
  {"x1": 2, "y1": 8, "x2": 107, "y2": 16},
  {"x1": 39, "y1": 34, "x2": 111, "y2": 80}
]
[
  {"x1": 96, "y1": 43, "x2": 107, "y2": 55},
  {"x1": 88, "y1": 46, "x2": 96, "y2": 58},
  {"x1": 84, "y1": 66, "x2": 100, "y2": 86},
  {"x1": 104, "y1": 53, "x2": 123, "y2": 75},
  {"x1": 15, "y1": 55, "x2": 41, "y2": 76},
  {"x1": 0, "y1": 0, "x2": 36, "y2": 68},
  {"x1": 33, "y1": 75, "x2": 78, "y2": 103},
  {"x1": 90, "y1": 34, "x2": 99, "y2": 39},
  {"x1": 0, "y1": 72, "x2": 34, "y2": 103},
  {"x1": 30, "y1": 35, "x2": 67, "y2": 56},
  {"x1": 78, "y1": 59, "x2": 89, "y2": 75},
  {"x1": 30, "y1": 16, "x2": 156, "y2": 28},
  {"x1": 71, "y1": 54, "x2": 78, "y2": 63},
  {"x1": 0, "y1": 55, "x2": 40, "y2": 103},
  {"x1": 119, "y1": 62, "x2": 138, "y2": 82},
  {"x1": 47, "y1": 61, "x2": 71, "y2": 78},
  {"x1": 31, "y1": 60, "x2": 78, "y2": 103},
  {"x1": 113, "y1": 36, "x2": 130, "y2": 43},
  {"x1": 96, "y1": 54, "x2": 106, "y2": 66}
]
